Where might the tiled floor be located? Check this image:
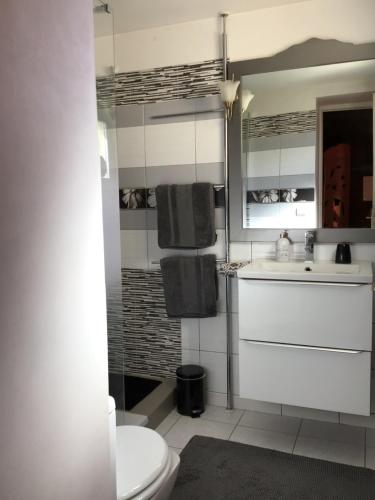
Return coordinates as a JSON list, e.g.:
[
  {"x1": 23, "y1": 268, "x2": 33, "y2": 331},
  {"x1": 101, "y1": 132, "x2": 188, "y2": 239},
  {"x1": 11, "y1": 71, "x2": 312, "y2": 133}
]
[{"x1": 156, "y1": 405, "x2": 375, "y2": 468}]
